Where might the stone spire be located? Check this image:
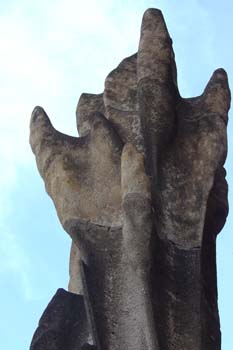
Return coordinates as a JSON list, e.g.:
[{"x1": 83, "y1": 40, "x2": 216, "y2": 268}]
[{"x1": 30, "y1": 8, "x2": 230, "y2": 350}]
